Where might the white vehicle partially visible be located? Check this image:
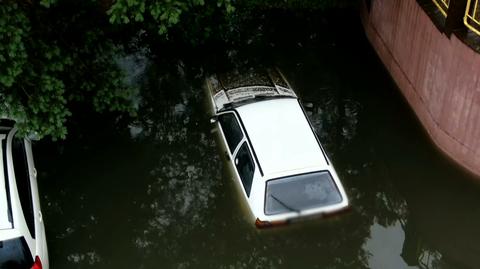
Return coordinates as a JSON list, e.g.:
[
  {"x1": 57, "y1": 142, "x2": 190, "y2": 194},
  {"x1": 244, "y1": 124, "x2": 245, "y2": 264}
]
[
  {"x1": 205, "y1": 67, "x2": 349, "y2": 228},
  {"x1": 0, "y1": 119, "x2": 48, "y2": 269}
]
